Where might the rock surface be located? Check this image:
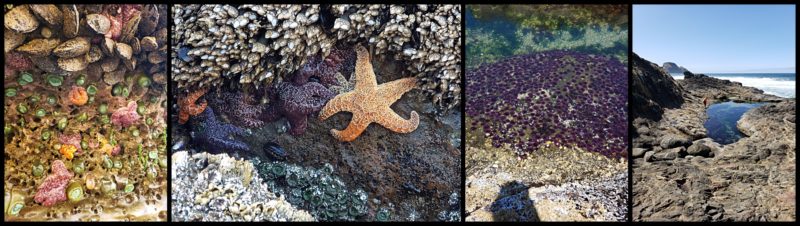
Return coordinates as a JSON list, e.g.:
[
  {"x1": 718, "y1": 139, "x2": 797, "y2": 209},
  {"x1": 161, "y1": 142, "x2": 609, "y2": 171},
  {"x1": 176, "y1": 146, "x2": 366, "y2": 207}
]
[
  {"x1": 631, "y1": 53, "x2": 795, "y2": 221},
  {"x1": 465, "y1": 146, "x2": 628, "y2": 221}
]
